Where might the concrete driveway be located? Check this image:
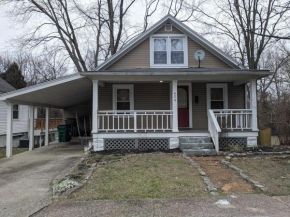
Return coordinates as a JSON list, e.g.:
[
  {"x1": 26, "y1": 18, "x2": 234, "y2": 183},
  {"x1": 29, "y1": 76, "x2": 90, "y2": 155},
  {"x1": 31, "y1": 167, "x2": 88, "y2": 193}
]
[
  {"x1": 0, "y1": 140, "x2": 84, "y2": 217},
  {"x1": 32, "y1": 195, "x2": 290, "y2": 217}
]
